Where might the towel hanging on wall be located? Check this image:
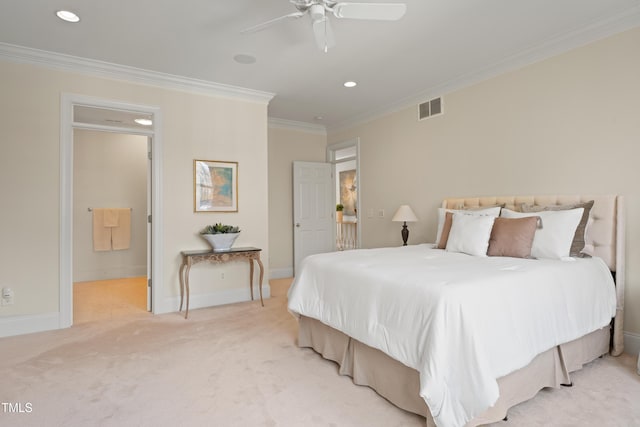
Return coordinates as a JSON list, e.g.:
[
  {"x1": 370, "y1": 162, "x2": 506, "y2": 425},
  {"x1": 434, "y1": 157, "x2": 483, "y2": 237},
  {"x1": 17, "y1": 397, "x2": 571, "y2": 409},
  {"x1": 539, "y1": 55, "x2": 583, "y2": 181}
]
[
  {"x1": 111, "y1": 208, "x2": 131, "y2": 250},
  {"x1": 92, "y1": 208, "x2": 132, "y2": 251},
  {"x1": 92, "y1": 208, "x2": 112, "y2": 251}
]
